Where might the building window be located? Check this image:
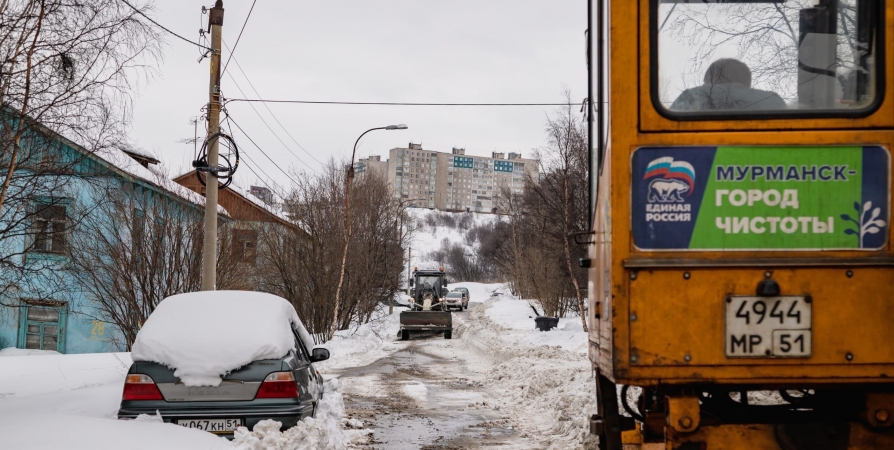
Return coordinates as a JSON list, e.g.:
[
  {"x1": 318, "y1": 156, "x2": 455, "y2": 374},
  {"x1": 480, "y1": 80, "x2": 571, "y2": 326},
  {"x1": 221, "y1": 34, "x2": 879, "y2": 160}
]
[
  {"x1": 233, "y1": 229, "x2": 258, "y2": 265},
  {"x1": 29, "y1": 200, "x2": 69, "y2": 254},
  {"x1": 18, "y1": 300, "x2": 67, "y2": 352}
]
